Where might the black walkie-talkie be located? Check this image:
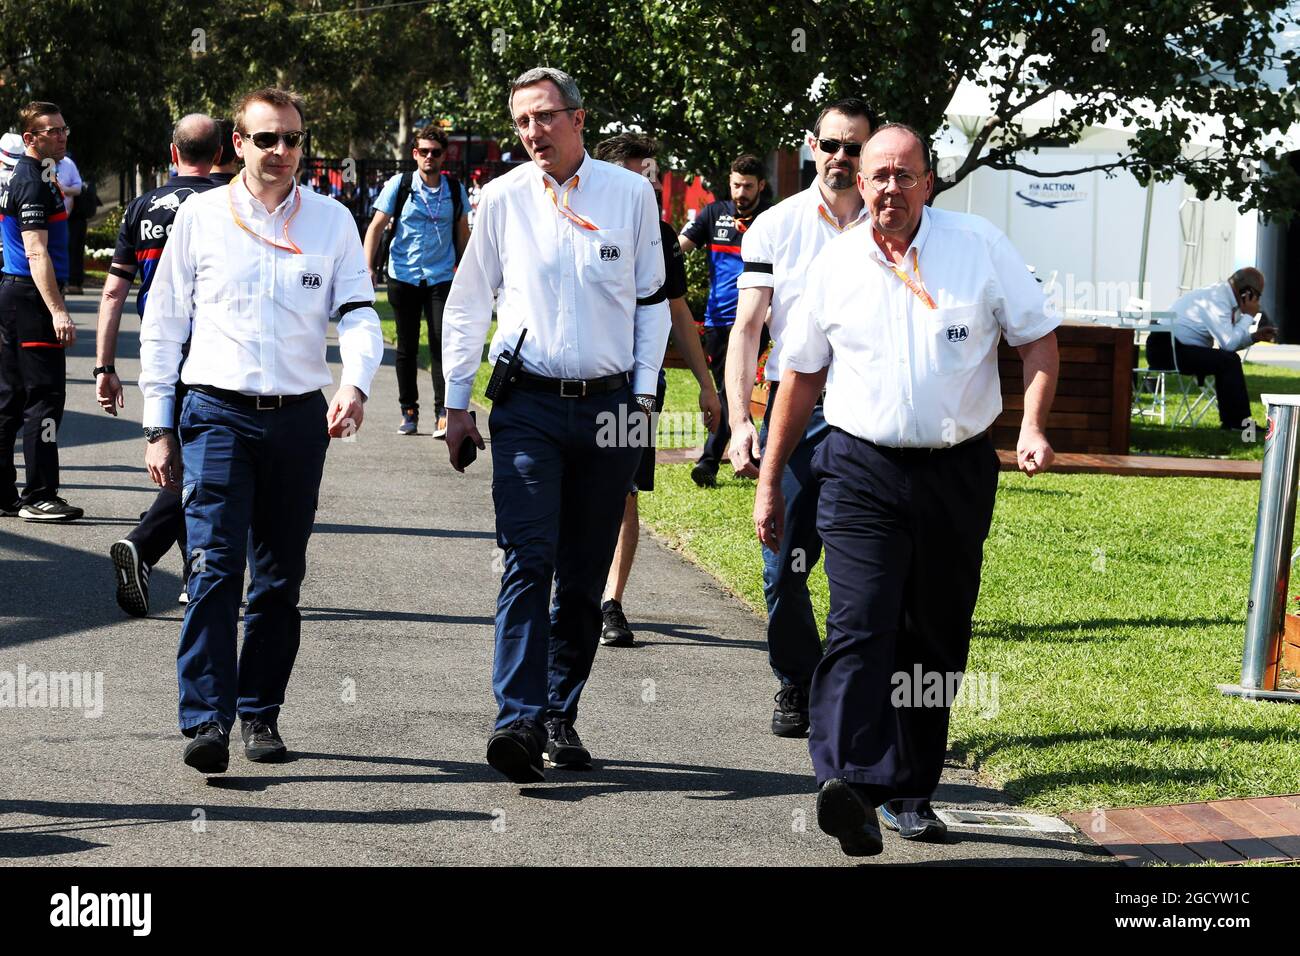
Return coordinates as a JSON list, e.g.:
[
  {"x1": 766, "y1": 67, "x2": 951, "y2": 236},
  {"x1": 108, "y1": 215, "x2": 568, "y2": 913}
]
[{"x1": 485, "y1": 328, "x2": 528, "y2": 402}]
